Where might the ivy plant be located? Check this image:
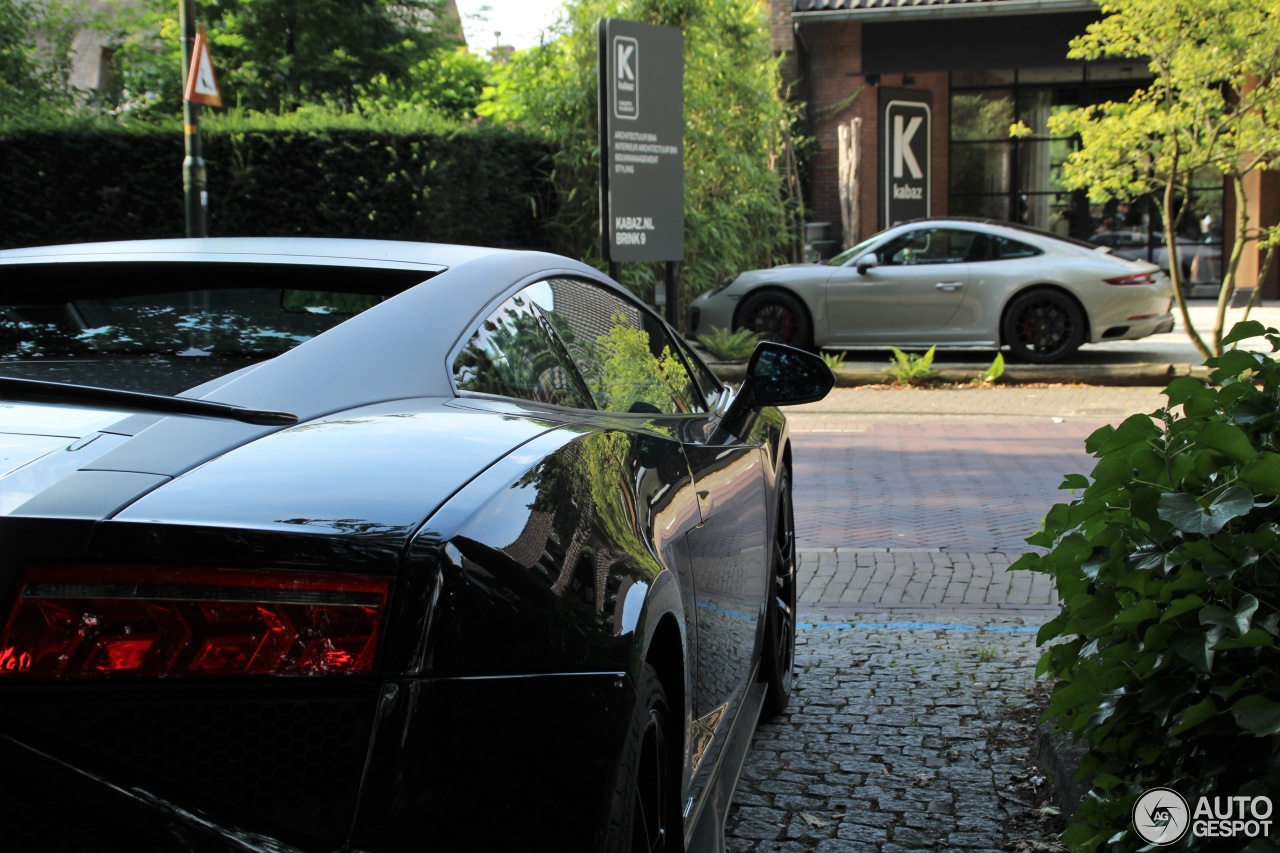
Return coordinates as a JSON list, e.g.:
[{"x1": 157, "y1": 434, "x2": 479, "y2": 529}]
[{"x1": 1013, "y1": 321, "x2": 1280, "y2": 852}]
